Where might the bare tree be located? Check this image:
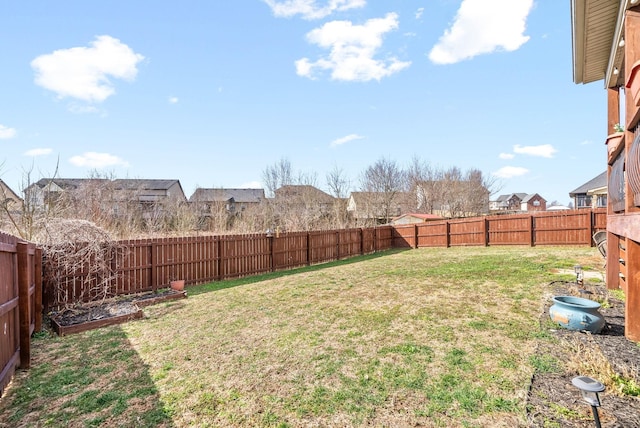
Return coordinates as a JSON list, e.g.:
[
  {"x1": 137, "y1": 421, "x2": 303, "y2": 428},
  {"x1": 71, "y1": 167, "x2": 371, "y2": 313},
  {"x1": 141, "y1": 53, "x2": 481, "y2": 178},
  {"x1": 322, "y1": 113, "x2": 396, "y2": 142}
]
[
  {"x1": 262, "y1": 158, "x2": 293, "y2": 198},
  {"x1": 326, "y1": 165, "x2": 351, "y2": 228},
  {"x1": 422, "y1": 167, "x2": 500, "y2": 218},
  {"x1": 360, "y1": 157, "x2": 407, "y2": 224}
]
